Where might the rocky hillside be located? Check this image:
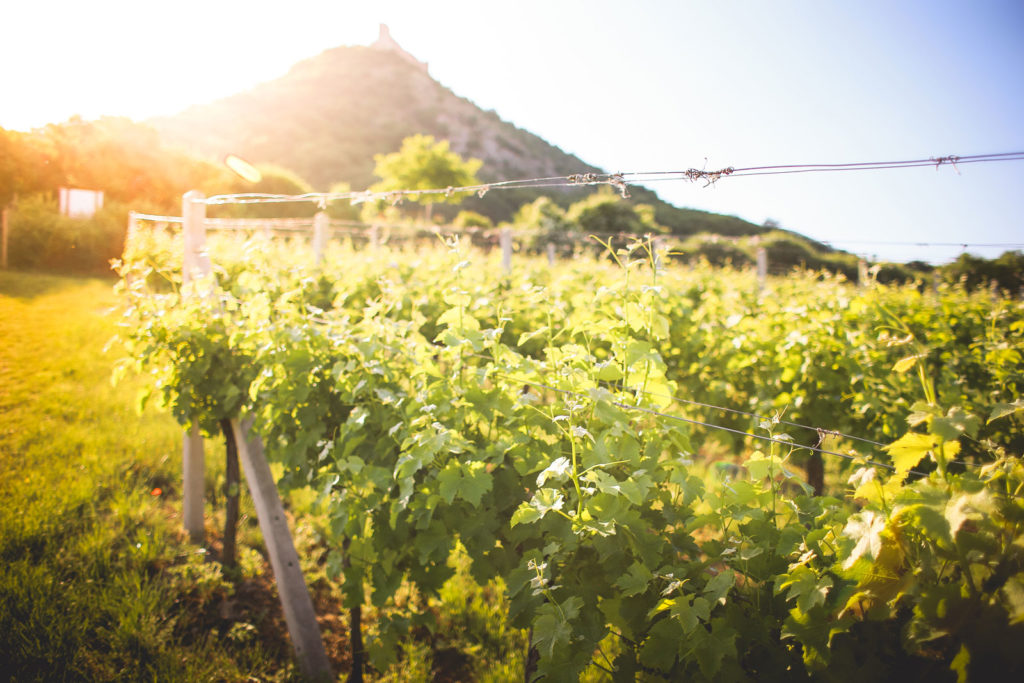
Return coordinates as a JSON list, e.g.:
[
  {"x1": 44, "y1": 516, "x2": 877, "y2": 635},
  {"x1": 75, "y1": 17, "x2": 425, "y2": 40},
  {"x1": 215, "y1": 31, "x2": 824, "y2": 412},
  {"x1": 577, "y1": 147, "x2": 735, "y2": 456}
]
[{"x1": 153, "y1": 42, "x2": 762, "y2": 234}]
